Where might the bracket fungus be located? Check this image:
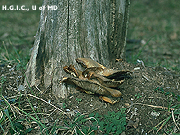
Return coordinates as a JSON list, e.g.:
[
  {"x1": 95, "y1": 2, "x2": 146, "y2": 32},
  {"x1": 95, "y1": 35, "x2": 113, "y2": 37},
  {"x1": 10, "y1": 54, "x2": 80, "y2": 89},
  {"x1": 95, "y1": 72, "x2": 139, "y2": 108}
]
[{"x1": 62, "y1": 58, "x2": 131, "y2": 104}]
